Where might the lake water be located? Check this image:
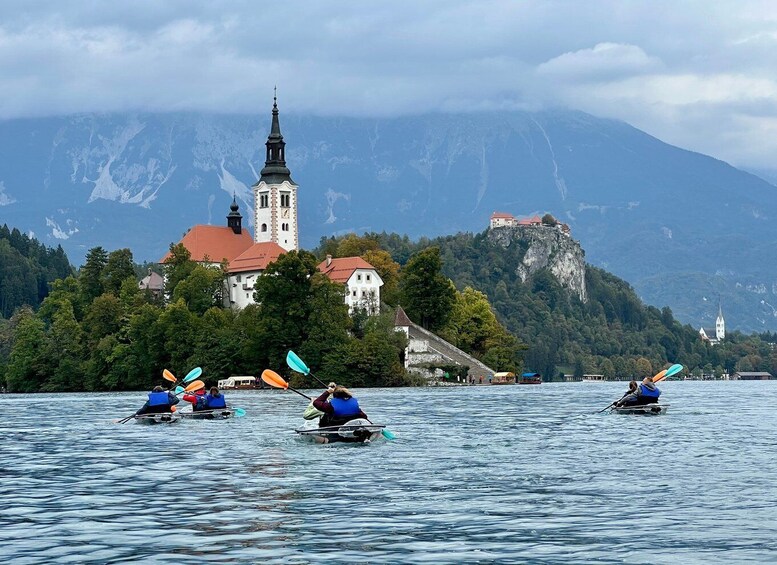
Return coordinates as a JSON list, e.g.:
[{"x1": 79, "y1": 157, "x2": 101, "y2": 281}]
[{"x1": 1, "y1": 381, "x2": 776, "y2": 564}]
